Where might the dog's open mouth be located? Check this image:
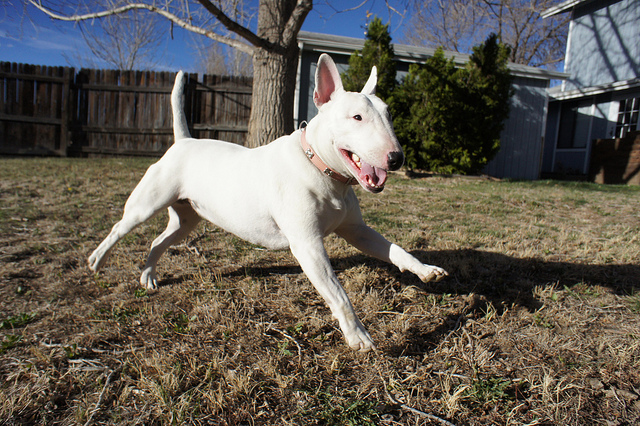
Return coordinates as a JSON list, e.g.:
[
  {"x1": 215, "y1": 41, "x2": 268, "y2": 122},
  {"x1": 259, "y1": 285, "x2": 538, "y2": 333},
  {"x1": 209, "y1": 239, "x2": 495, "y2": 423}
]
[{"x1": 341, "y1": 149, "x2": 387, "y2": 193}]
